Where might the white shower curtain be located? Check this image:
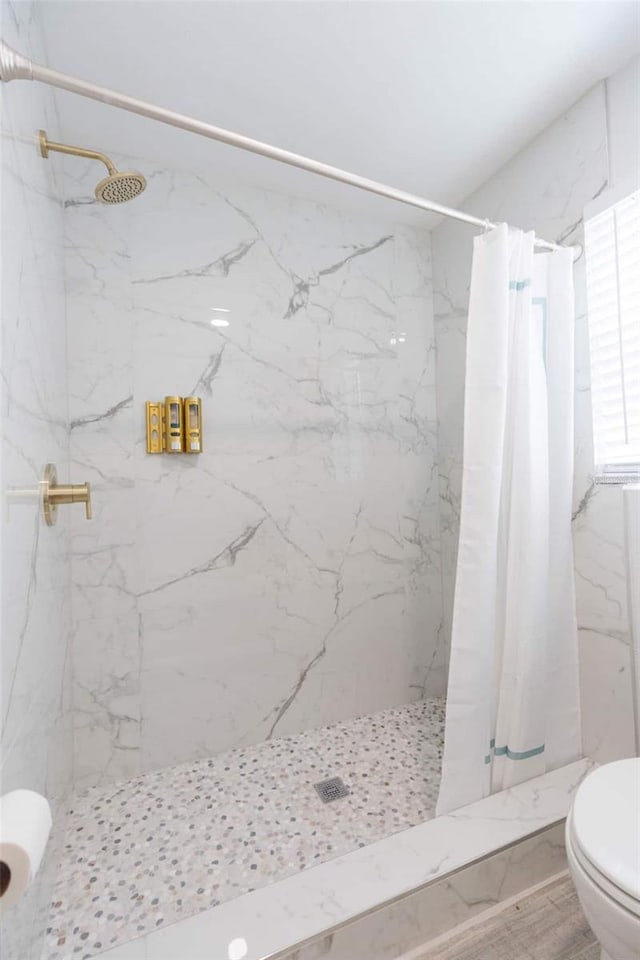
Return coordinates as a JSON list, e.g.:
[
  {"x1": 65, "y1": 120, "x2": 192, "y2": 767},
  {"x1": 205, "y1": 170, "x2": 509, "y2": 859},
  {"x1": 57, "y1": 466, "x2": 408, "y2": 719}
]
[{"x1": 436, "y1": 224, "x2": 582, "y2": 816}]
